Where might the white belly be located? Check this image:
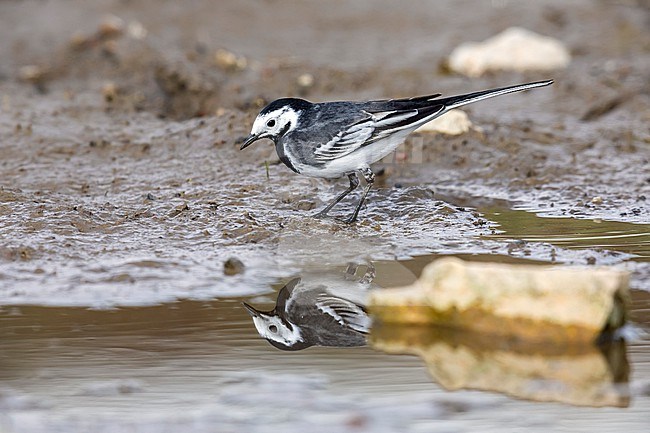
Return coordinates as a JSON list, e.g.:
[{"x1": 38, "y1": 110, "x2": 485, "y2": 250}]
[{"x1": 294, "y1": 133, "x2": 408, "y2": 178}]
